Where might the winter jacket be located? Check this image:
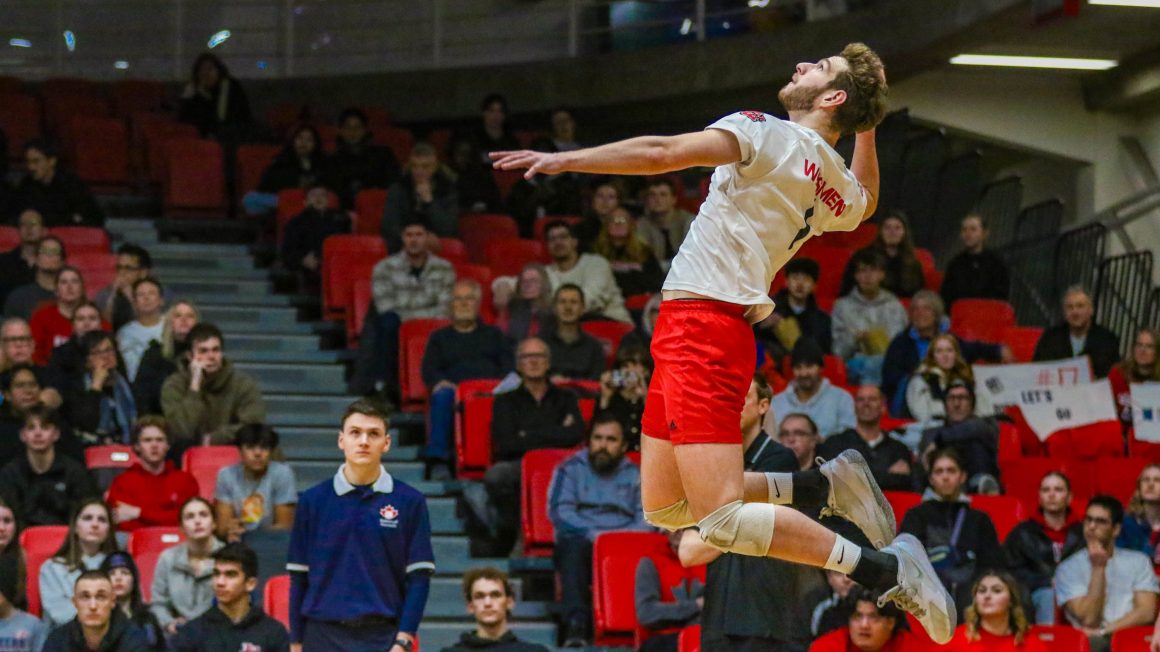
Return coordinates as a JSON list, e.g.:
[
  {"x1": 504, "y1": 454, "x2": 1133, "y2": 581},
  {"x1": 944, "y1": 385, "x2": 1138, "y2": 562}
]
[
  {"x1": 831, "y1": 289, "x2": 908, "y2": 359},
  {"x1": 170, "y1": 605, "x2": 289, "y2": 652},
  {"x1": 1032, "y1": 323, "x2": 1121, "y2": 379},
  {"x1": 160, "y1": 359, "x2": 266, "y2": 445},
  {"x1": 547, "y1": 449, "x2": 651, "y2": 541},
  {"x1": 43, "y1": 611, "x2": 149, "y2": 652},
  {"x1": 1003, "y1": 513, "x2": 1084, "y2": 592},
  {"x1": 440, "y1": 630, "x2": 550, "y2": 651},
  {"x1": 371, "y1": 252, "x2": 456, "y2": 319},
  {"x1": 940, "y1": 249, "x2": 1010, "y2": 309},
  {"x1": 882, "y1": 327, "x2": 1001, "y2": 418},
  {"x1": 104, "y1": 462, "x2": 200, "y2": 531},
  {"x1": 0, "y1": 453, "x2": 99, "y2": 527}
]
